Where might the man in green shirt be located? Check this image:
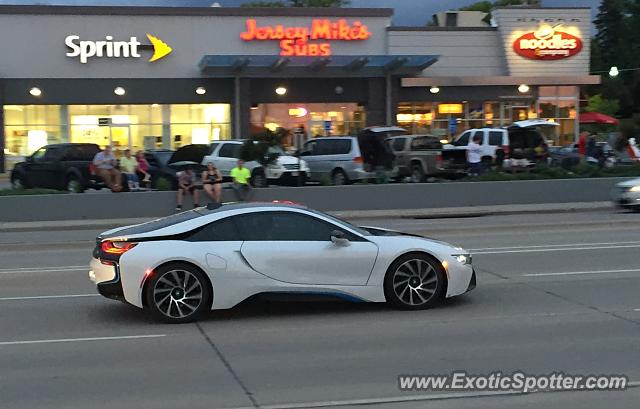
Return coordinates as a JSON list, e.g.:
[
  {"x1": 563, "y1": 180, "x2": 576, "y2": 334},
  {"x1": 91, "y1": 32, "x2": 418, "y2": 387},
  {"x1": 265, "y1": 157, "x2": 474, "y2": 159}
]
[{"x1": 230, "y1": 159, "x2": 252, "y2": 201}]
